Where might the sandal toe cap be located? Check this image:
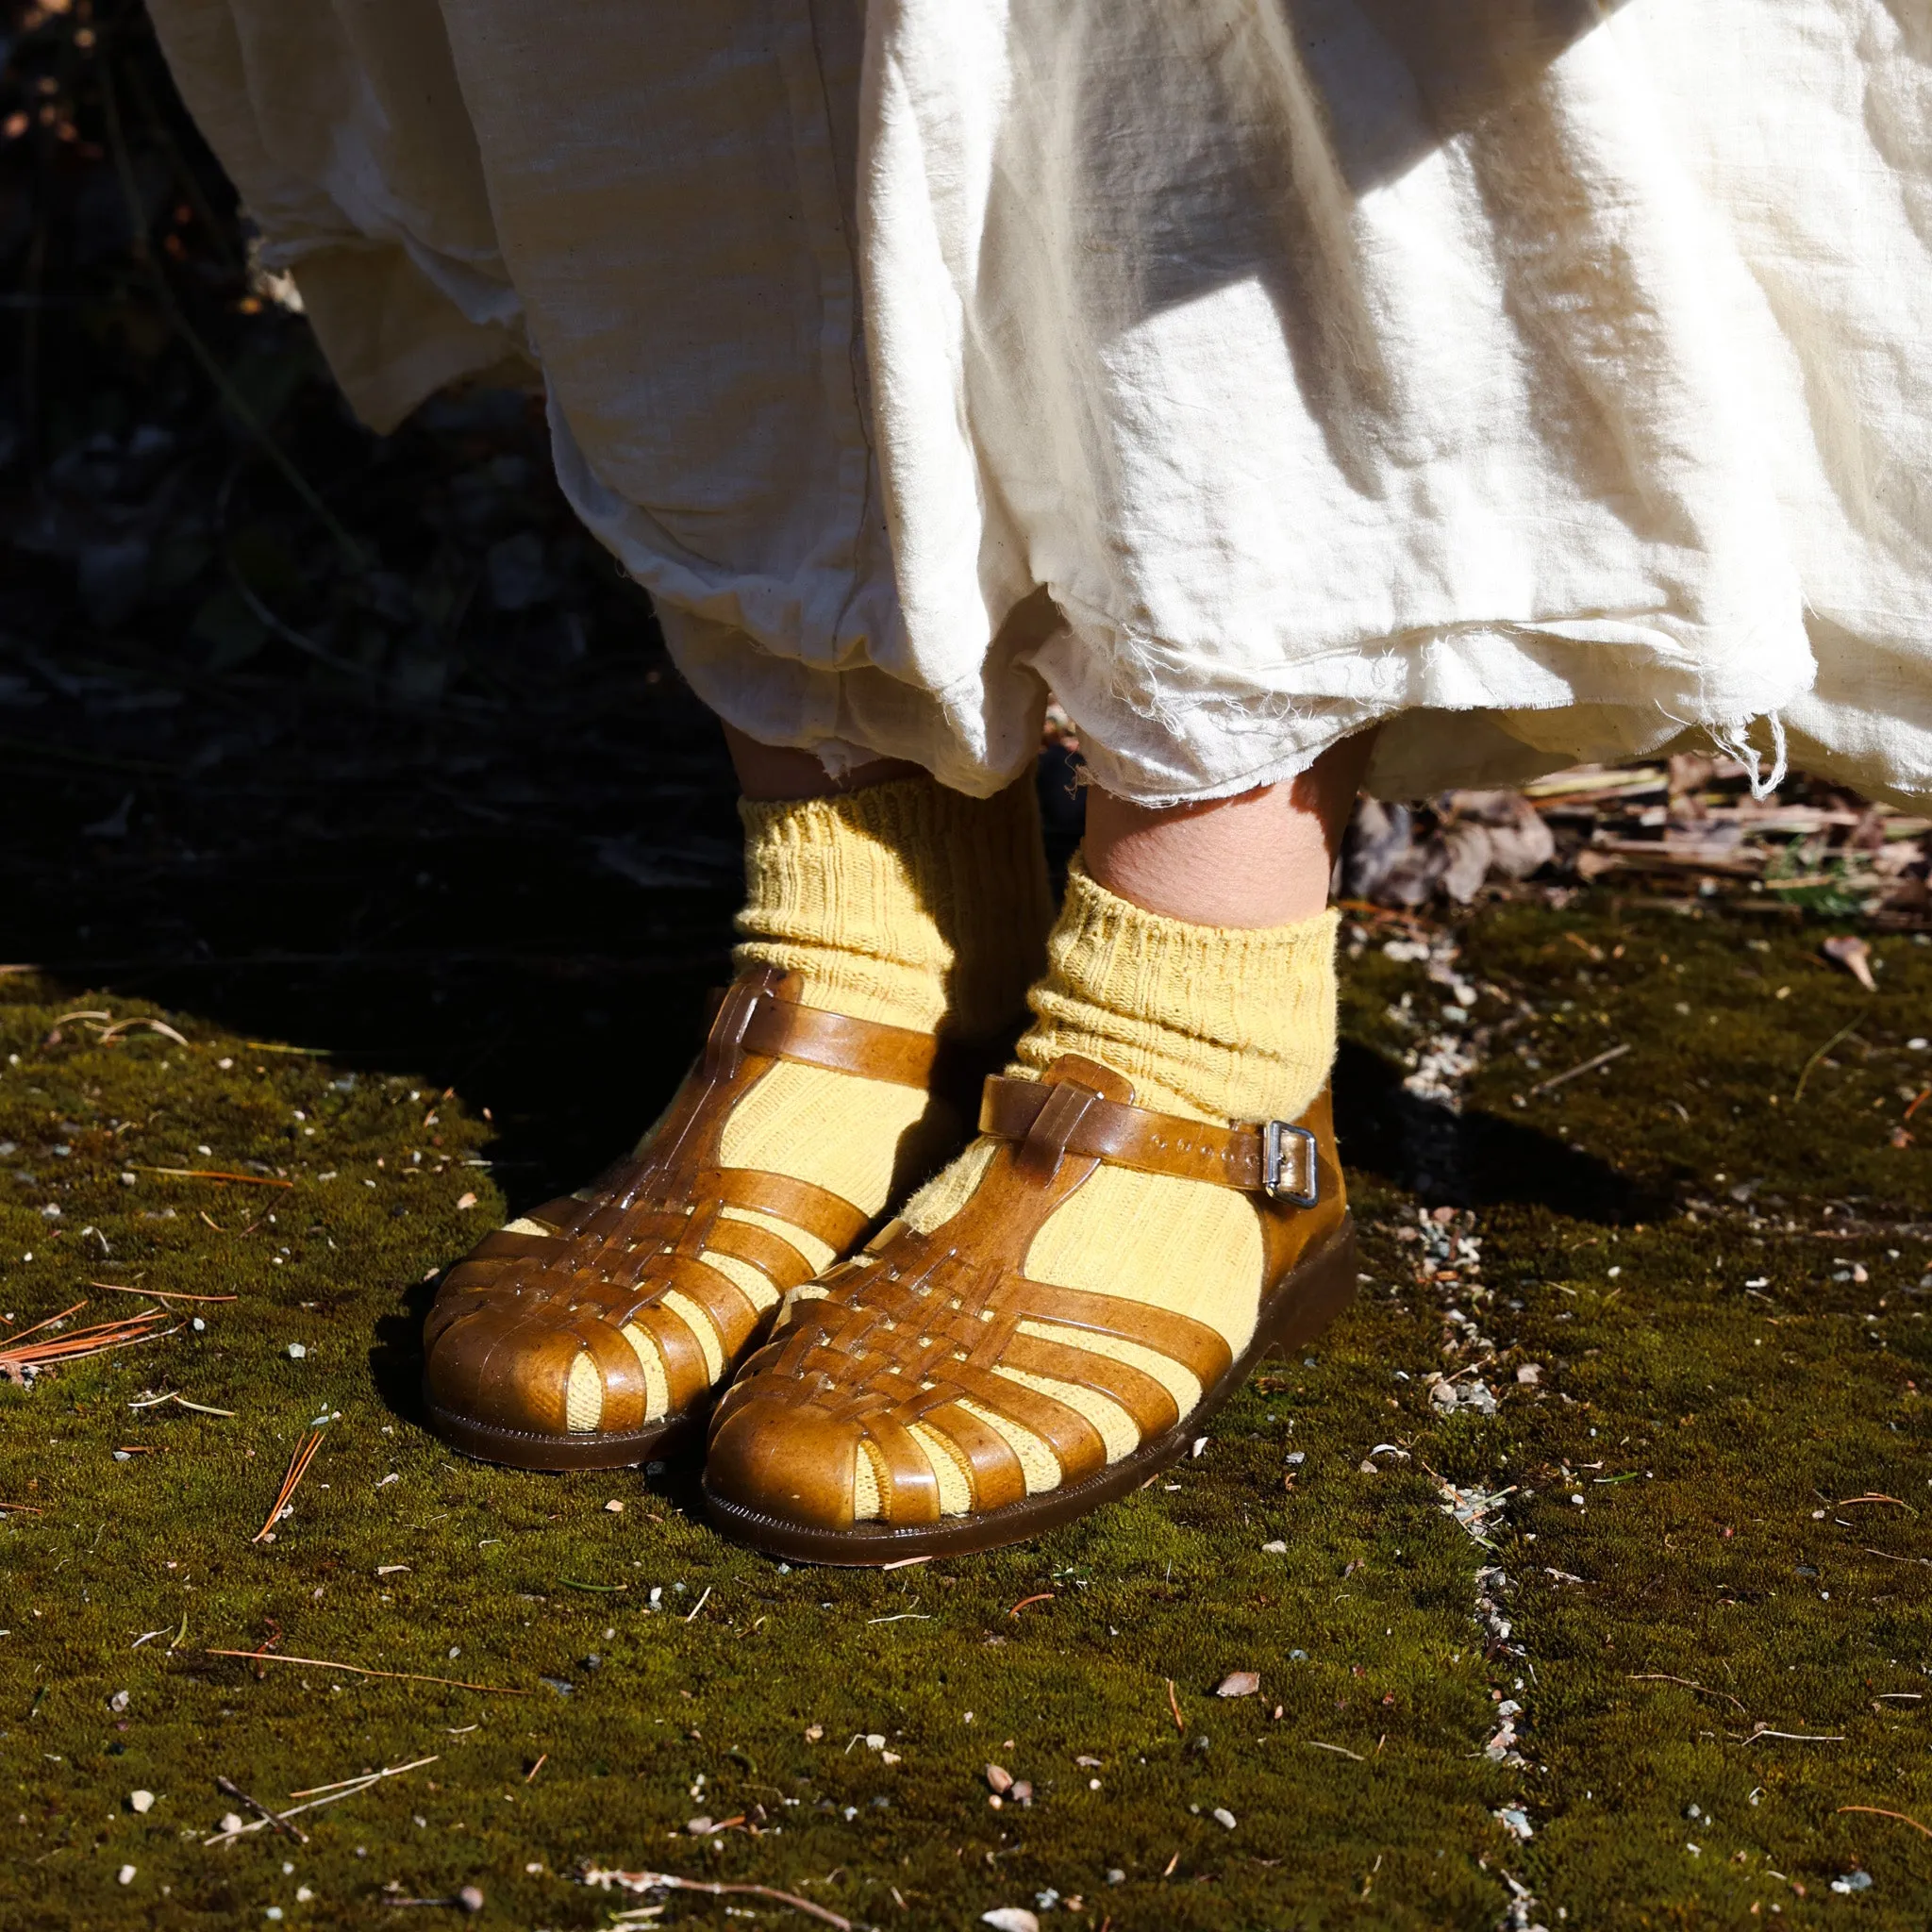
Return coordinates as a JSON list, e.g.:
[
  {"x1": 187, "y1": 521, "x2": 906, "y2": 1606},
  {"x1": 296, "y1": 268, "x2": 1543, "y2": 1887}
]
[
  {"x1": 423, "y1": 1300, "x2": 589, "y2": 1440},
  {"x1": 705, "y1": 1391, "x2": 863, "y2": 1531}
]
